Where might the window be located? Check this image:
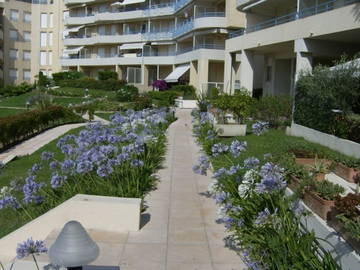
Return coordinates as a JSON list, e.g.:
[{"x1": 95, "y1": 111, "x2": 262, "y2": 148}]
[
  {"x1": 24, "y1": 12, "x2": 31, "y2": 23},
  {"x1": 10, "y1": 49, "x2": 18, "y2": 59},
  {"x1": 48, "y1": 51, "x2": 53, "y2": 65},
  {"x1": 9, "y1": 30, "x2": 18, "y2": 41},
  {"x1": 24, "y1": 31, "x2": 31, "y2": 42},
  {"x1": 48, "y1": 32, "x2": 53, "y2": 46},
  {"x1": 63, "y1": 11, "x2": 69, "y2": 21},
  {"x1": 23, "y1": 70, "x2": 31, "y2": 81},
  {"x1": 98, "y1": 25, "x2": 106, "y2": 35},
  {"x1": 40, "y1": 51, "x2": 47, "y2": 66},
  {"x1": 49, "y1": 13, "x2": 54, "y2": 28},
  {"x1": 9, "y1": 69, "x2": 18, "y2": 79},
  {"x1": 10, "y1": 10, "x2": 19, "y2": 21},
  {"x1": 127, "y1": 67, "x2": 142, "y2": 84},
  {"x1": 23, "y1": 50, "x2": 31, "y2": 60},
  {"x1": 41, "y1": 13, "x2": 48, "y2": 28},
  {"x1": 40, "y1": 32, "x2": 47, "y2": 47}
]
